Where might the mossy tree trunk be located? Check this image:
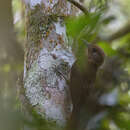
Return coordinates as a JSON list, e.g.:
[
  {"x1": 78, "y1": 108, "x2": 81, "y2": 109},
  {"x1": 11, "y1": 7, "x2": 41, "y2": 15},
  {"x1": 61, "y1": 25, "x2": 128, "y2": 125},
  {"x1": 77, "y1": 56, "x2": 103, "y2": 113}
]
[{"x1": 22, "y1": 0, "x2": 76, "y2": 129}]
